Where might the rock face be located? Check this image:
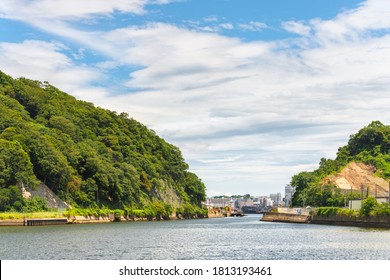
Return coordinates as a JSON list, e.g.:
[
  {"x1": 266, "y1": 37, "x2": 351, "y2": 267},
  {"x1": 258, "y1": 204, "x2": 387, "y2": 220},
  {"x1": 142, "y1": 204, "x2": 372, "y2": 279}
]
[
  {"x1": 18, "y1": 182, "x2": 70, "y2": 209},
  {"x1": 324, "y1": 162, "x2": 389, "y2": 197}
]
